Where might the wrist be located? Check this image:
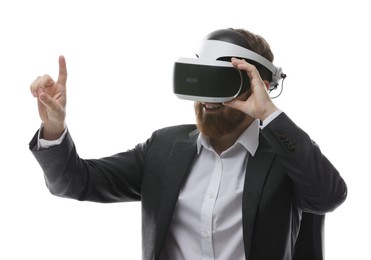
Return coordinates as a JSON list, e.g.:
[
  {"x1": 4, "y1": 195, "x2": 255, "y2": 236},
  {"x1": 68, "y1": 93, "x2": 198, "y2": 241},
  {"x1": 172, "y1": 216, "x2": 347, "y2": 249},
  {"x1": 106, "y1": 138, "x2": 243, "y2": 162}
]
[
  {"x1": 41, "y1": 122, "x2": 66, "y2": 140},
  {"x1": 259, "y1": 105, "x2": 278, "y2": 121}
]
